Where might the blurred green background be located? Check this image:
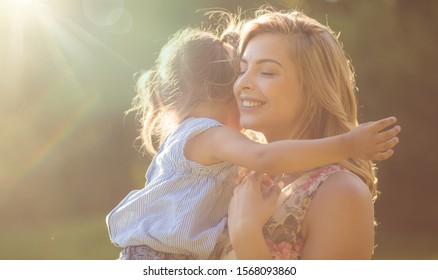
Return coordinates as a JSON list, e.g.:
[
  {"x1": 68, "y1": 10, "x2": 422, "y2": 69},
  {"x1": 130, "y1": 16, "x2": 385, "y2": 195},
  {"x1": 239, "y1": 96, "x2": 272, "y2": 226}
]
[{"x1": 0, "y1": 0, "x2": 437, "y2": 260}]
